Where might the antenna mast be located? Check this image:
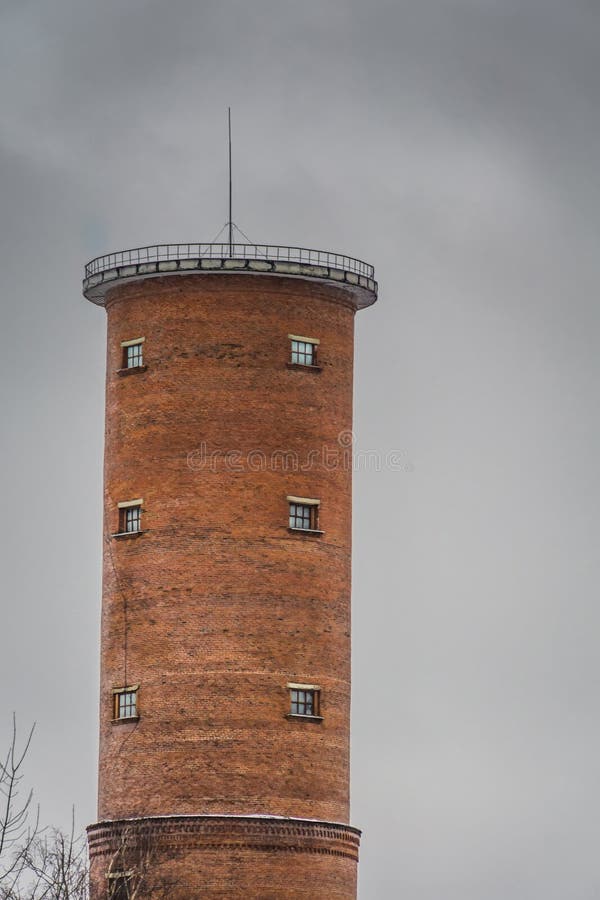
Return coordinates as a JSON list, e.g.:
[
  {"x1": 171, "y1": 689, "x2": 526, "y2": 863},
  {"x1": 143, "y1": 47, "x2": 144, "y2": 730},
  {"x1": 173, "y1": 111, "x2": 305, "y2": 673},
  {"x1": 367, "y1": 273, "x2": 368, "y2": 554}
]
[{"x1": 228, "y1": 107, "x2": 233, "y2": 256}]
